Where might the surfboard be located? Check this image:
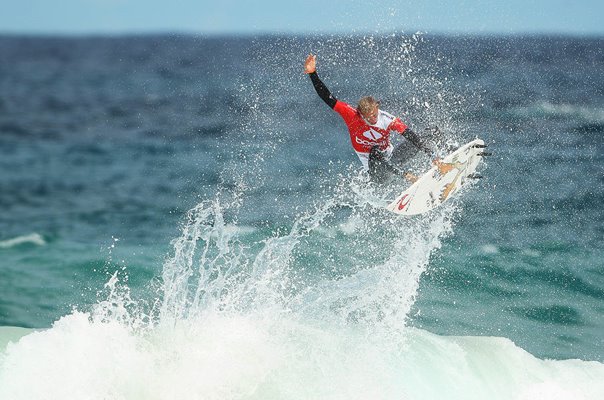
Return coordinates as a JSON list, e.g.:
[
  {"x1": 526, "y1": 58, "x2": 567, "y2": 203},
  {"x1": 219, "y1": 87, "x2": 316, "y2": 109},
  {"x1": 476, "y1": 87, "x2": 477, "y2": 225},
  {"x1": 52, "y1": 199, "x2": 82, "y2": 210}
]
[{"x1": 386, "y1": 138, "x2": 486, "y2": 216}]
